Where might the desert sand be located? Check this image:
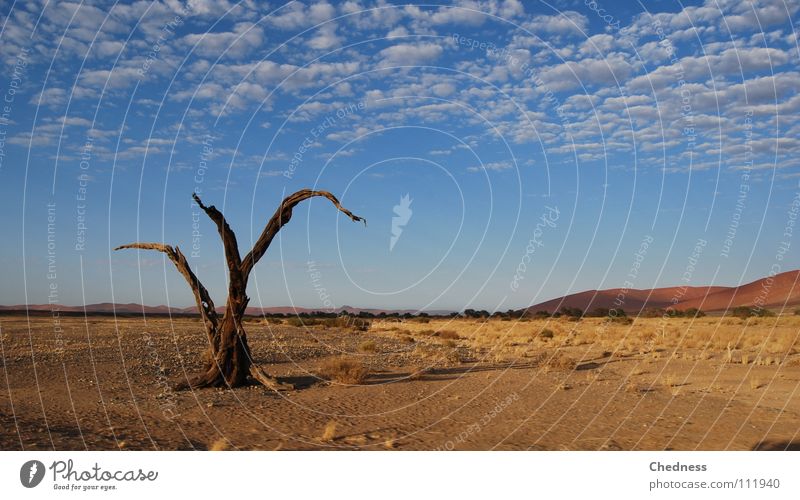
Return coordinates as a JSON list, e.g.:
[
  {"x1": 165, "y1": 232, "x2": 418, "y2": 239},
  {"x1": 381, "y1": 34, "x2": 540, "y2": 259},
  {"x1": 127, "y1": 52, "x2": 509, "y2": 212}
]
[{"x1": 1, "y1": 313, "x2": 798, "y2": 450}]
